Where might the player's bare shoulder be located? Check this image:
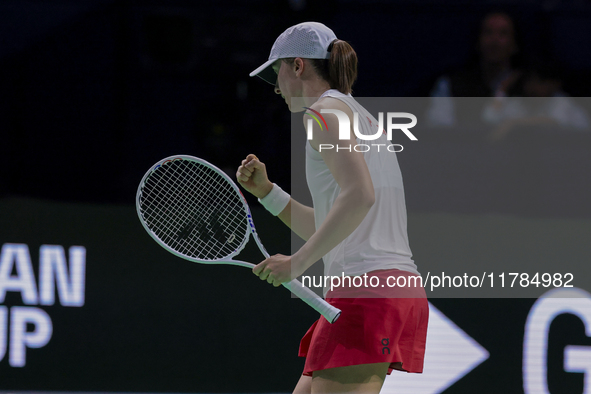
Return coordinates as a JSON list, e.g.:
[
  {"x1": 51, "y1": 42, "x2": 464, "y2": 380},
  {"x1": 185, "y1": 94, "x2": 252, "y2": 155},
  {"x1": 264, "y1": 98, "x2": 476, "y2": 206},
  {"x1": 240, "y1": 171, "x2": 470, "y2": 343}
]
[
  {"x1": 313, "y1": 96, "x2": 353, "y2": 119},
  {"x1": 303, "y1": 97, "x2": 354, "y2": 150}
]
